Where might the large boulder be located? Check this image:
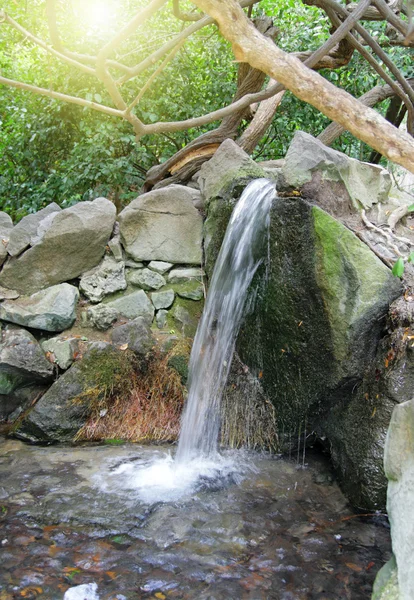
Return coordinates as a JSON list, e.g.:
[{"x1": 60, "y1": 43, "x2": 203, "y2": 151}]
[
  {"x1": 0, "y1": 283, "x2": 79, "y2": 332},
  {"x1": 118, "y1": 185, "x2": 203, "y2": 264},
  {"x1": 0, "y1": 198, "x2": 116, "y2": 294},
  {"x1": 205, "y1": 168, "x2": 402, "y2": 508},
  {"x1": 282, "y1": 130, "x2": 392, "y2": 212},
  {"x1": 6, "y1": 203, "x2": 61, "y2": 257},
  {"x1": 382, "y1": 399, "x2": 414, "y2": 600}
]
